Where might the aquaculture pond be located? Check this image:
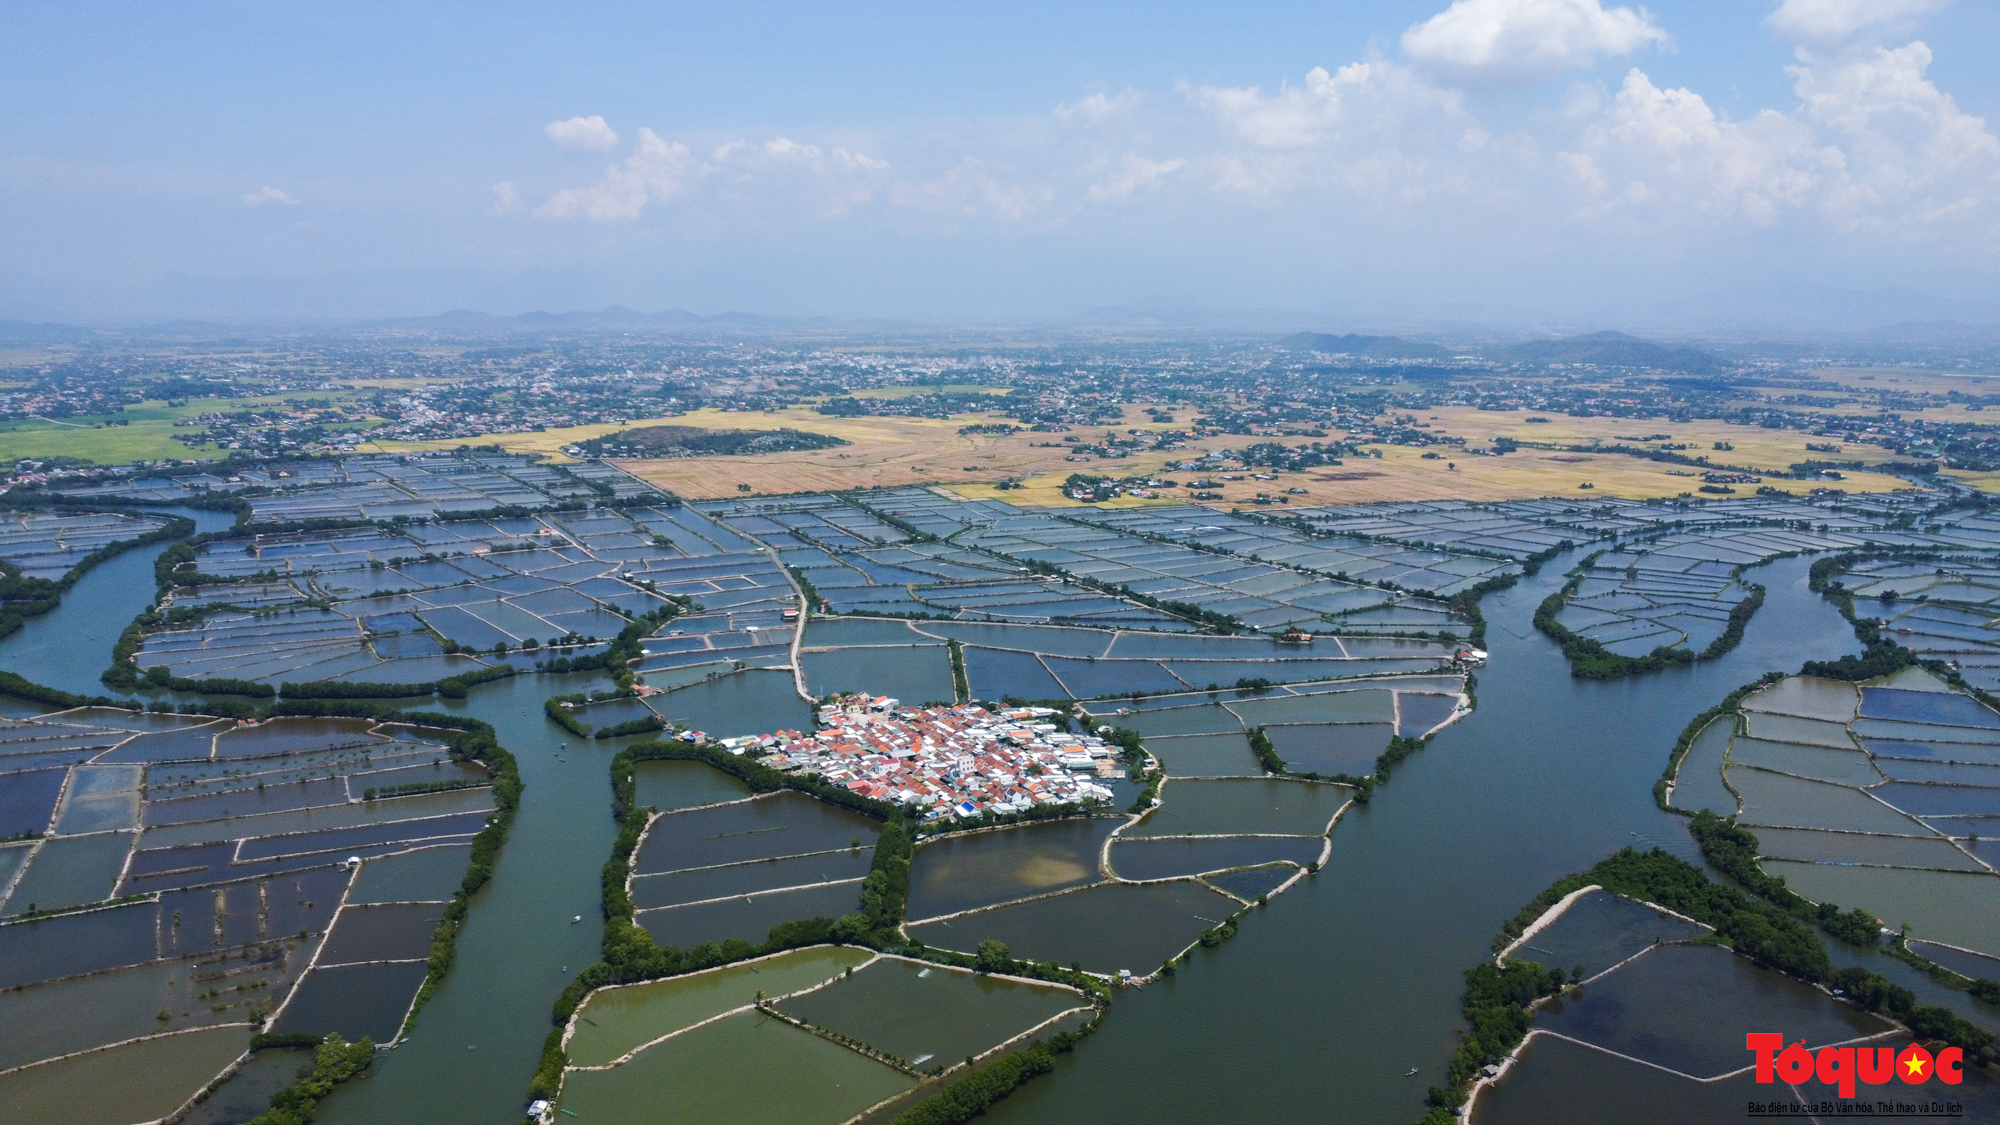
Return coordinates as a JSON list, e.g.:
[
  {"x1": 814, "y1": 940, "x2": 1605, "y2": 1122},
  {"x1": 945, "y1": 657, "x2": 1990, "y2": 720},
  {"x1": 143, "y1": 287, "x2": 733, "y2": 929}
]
[
  {"x1": 1107, "y1": 836, "x2": 1326, "y2": 881},
  {"x1": 564, "y1": 946, "x2": 875, "y2": 1068},
  {"x1": 273, "y1": 961, "x2": 433, "y2": 1041},
  {"x1": 1203, "y1": 864, "x2": 1300, "y2": 902},
  {"x1": 0, "y1": 1024, "x2": 253, "y2": 1125},
  {"x1": 971, "y1": 549, "x2": 1881, "y2": 1125},
  {"x1": 1473, "y1": 1033, "x2": 1766, "y2": 1125},
  {"x1": 179, "y1": 1045, "x2": 316, "y2": 1125},
  {"x1": 1142, "y1": 731, "x2": 1263, "y2": 777},
  {"x1": 1670, "y1": 667, "x2": 2000, "y2": 957},
  {"x1": 645, "y1": 669, "x2": 815, "y2": 737},
  {"x1": 799, "y1": 645, "x2": 956, "y2": 705},
  {"x1": 629, "y1": 791, "x2": 879, "y2": 950},
  {"x1": 632, "y1": 757, "x2": 752, "y2": 811},
  {"x1": 552, "y1": 938, "x2": 1095, "y2": 1124},
  {"x1": 1470, "y1": 938, "x2": 1905, "y2": 1123},
  {"x1": 903, "y1": 818, "x2": 1122, "y2": 920},
  {"x1": 557, "y1": 1009, "x2": 915, "y2": 1125},
  {"x1": 906, "y1": 880, "x2": 1242, "y2": 975},
  {"x1": 18, "y1": 487, "x2": 2000, "y2": 1125},
  {"x1": 0, "y1": 705, "x2": 503, "y2": 1125},
  {"x1": 1124, "y1": 777, "x2": 1351, "y2": 838},
  {"x1": 776, "y1": 956, "x2": 1089, "y2": 1068}
]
